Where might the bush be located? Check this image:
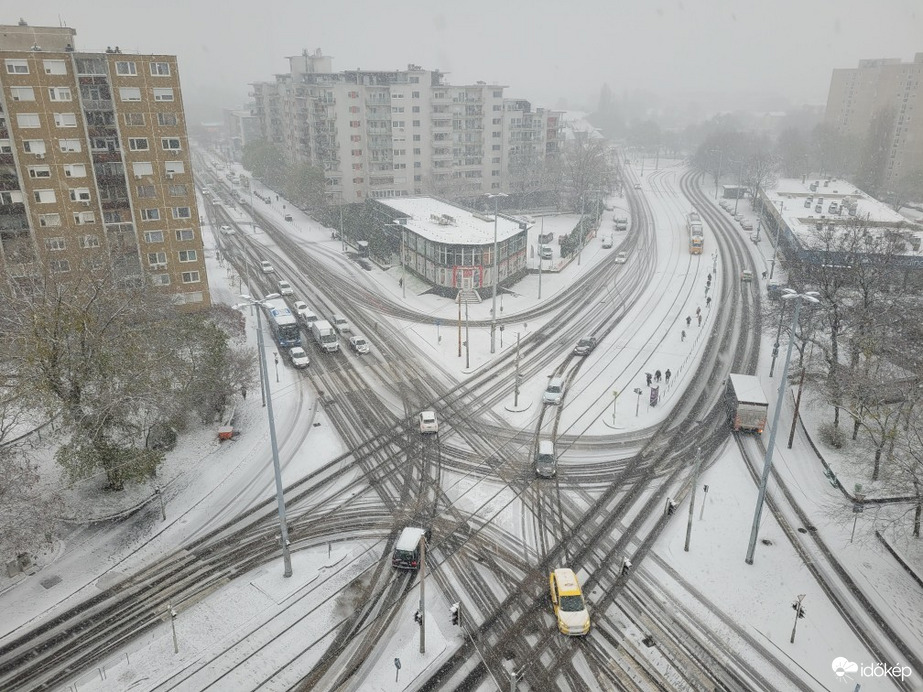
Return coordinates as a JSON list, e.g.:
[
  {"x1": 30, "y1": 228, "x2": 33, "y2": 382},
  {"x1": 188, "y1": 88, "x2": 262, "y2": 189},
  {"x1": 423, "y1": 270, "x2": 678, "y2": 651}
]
[{"x1": 819, "y1": 421, "x2": 846, "y2": 449}]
